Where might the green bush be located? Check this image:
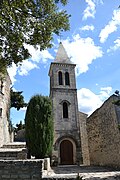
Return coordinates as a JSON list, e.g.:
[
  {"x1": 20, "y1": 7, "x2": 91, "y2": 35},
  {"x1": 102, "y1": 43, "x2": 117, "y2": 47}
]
[{"x1": 25, "y1": 94, "x2": 53, "y2": 158}]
